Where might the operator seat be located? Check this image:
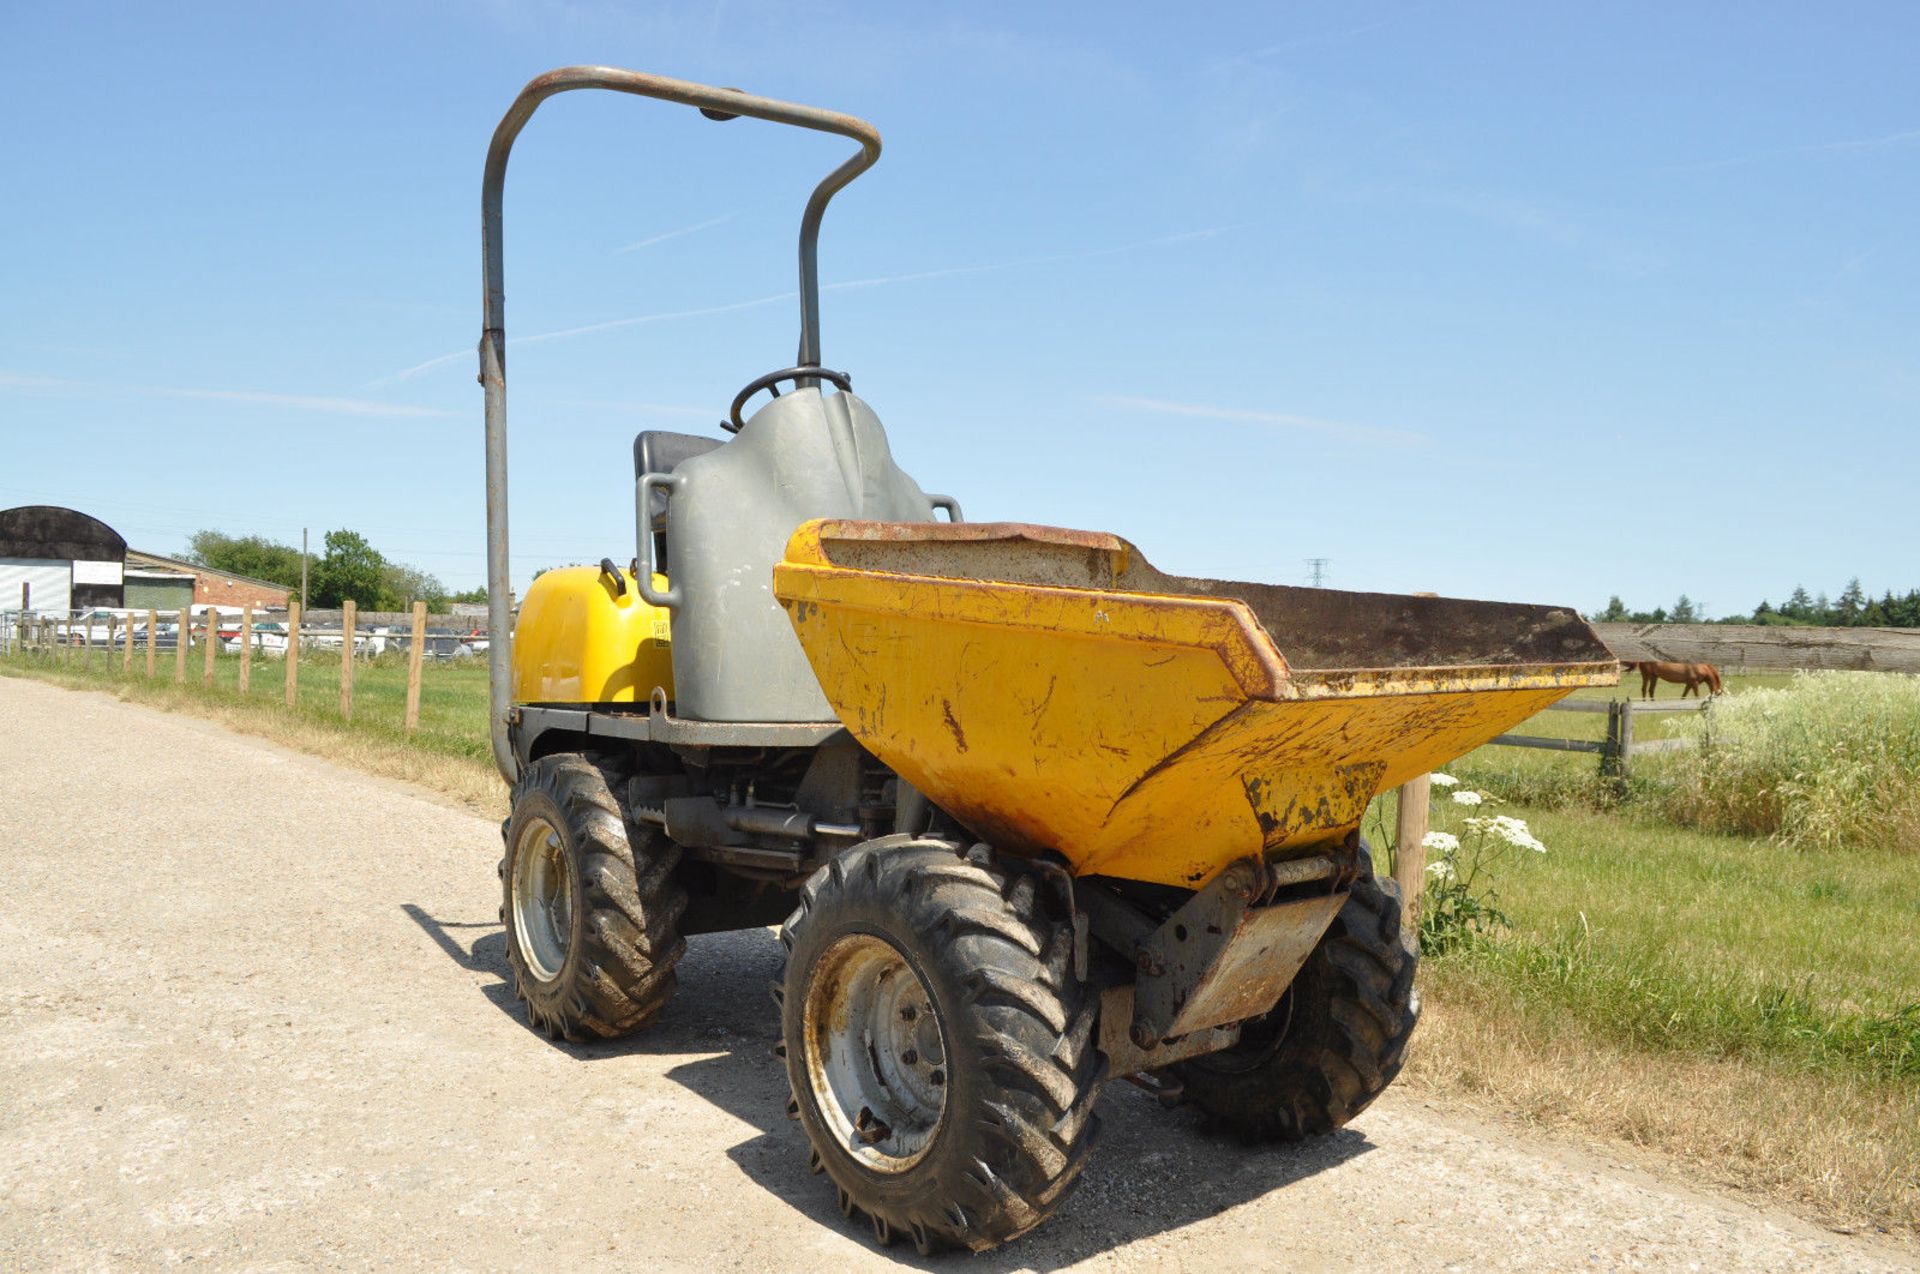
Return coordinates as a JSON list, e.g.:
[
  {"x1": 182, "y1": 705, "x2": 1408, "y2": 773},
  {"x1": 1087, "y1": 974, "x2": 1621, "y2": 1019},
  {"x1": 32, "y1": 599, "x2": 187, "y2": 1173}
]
[
  {"x1": 641, "y1": 388, "x2": 938, "y2": 723},
  {"x1": 633, "y1": 430, "x2": 724, "y2": 566}
]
